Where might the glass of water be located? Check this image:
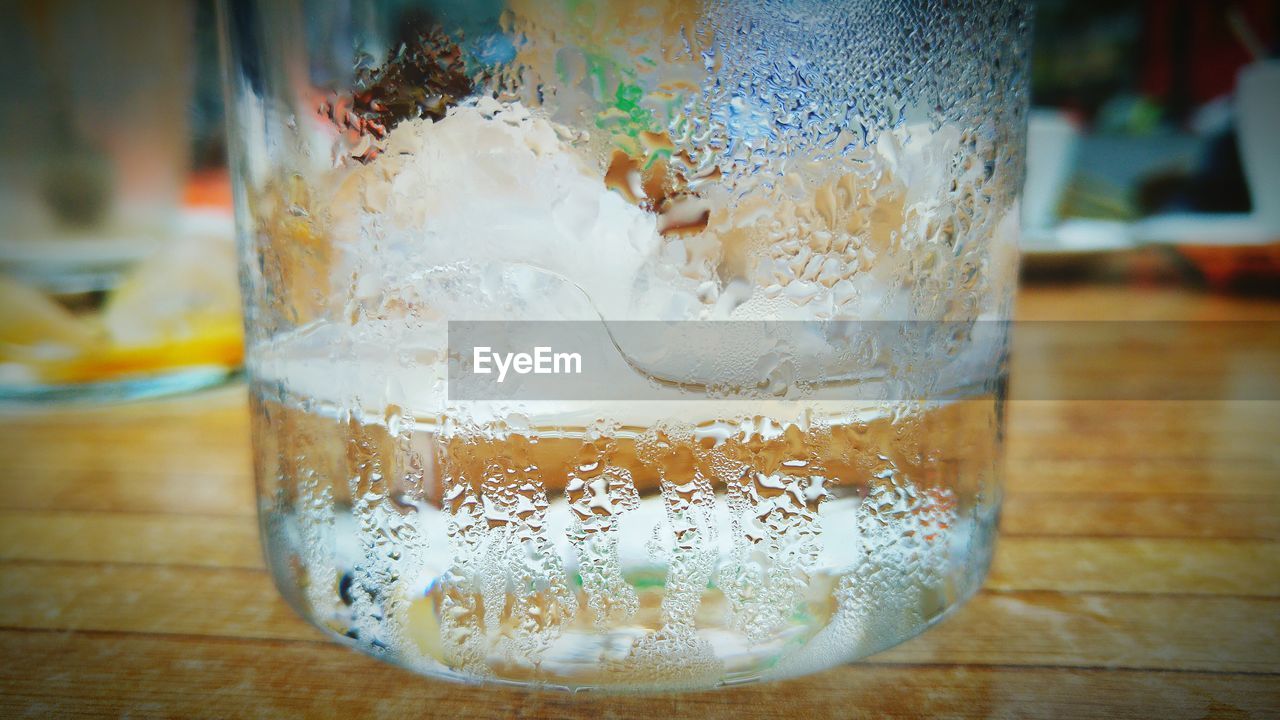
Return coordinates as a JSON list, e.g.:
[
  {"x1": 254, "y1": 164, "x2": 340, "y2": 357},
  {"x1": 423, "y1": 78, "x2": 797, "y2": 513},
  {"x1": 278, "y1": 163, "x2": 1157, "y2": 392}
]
[{"x1": 220, "y1": 0, "x2": 1029, "y2": 691}]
